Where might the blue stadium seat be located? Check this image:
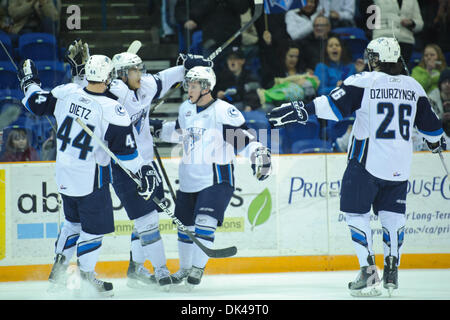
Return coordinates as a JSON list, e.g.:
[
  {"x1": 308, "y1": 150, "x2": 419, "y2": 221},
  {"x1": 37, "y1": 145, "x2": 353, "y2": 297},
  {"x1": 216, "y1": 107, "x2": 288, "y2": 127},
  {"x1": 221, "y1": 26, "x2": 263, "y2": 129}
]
[
  {"x1": 291, "y1": 138, "x2": 334, "y2": 154},
  {"x1": 0, "y1": 89, "x2": 24, "y2": 100},
  {"x1": 190, "y1": 31, "x2": 203, "y2": 55},
  {"x1": 35, "y1": 60, "x2": 69, "y2": 89},
  {"x1": 242, "y1": 110, "x2": 273, "y2": 150},
  {"x1": 281, "y1": 115, "x2": 321, "y2": 153},
  {"x1": 0, "y1": 32, "x2": 14, "y2": 62},
  {"x1": 332, "y1": 27, "x2": 368, "y2": 60},
  {"x1": 0, "y1": 62, "x2": 20, "y2": 89},
  {"x1": 444, "y1": 52, "x2": 450, "y2": 66},
  {"x1": 18, "y1": 33, "x2": 59, "y2": 61},
  {"x1": 408, "y1": 51, "x2": 422, "y2": 70}
]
